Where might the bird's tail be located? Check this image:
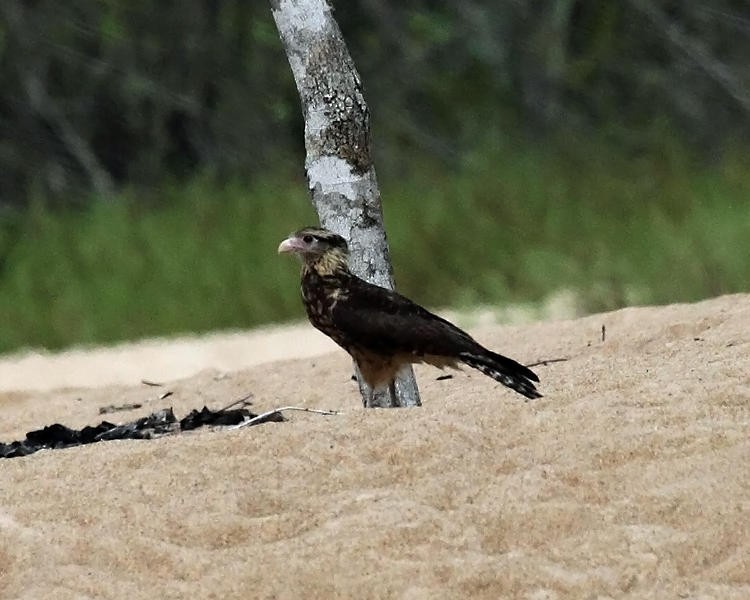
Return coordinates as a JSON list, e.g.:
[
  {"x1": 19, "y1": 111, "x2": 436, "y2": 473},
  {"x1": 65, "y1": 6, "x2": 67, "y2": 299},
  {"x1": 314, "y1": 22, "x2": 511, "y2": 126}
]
[{"x1": 459, "y1": 349, "x2": 542, "y2": 399}]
